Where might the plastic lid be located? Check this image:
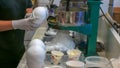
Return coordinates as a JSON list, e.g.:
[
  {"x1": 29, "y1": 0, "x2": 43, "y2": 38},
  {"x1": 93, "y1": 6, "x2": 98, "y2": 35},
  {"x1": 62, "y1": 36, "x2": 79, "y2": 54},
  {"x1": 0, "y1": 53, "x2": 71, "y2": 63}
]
[{"x1": 85, "y1": 56, "x2": 109, "y2": 64}]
